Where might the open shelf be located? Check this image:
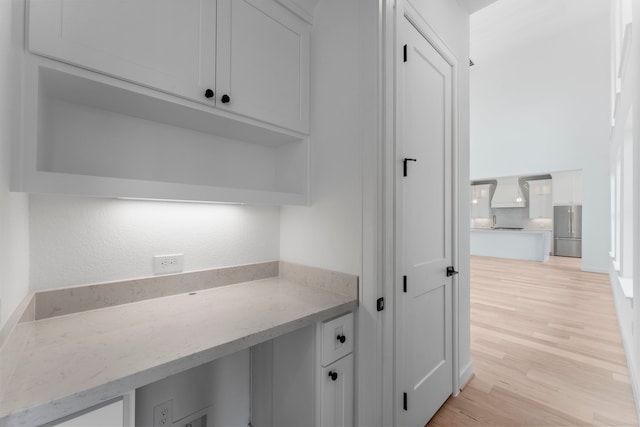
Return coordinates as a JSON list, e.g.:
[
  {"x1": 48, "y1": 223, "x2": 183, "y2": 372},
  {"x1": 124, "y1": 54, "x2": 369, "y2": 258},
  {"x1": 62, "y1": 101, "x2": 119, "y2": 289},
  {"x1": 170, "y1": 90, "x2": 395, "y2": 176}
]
[{"x1": 15, "y1": 59, "x2": 309, "y2": 205}]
